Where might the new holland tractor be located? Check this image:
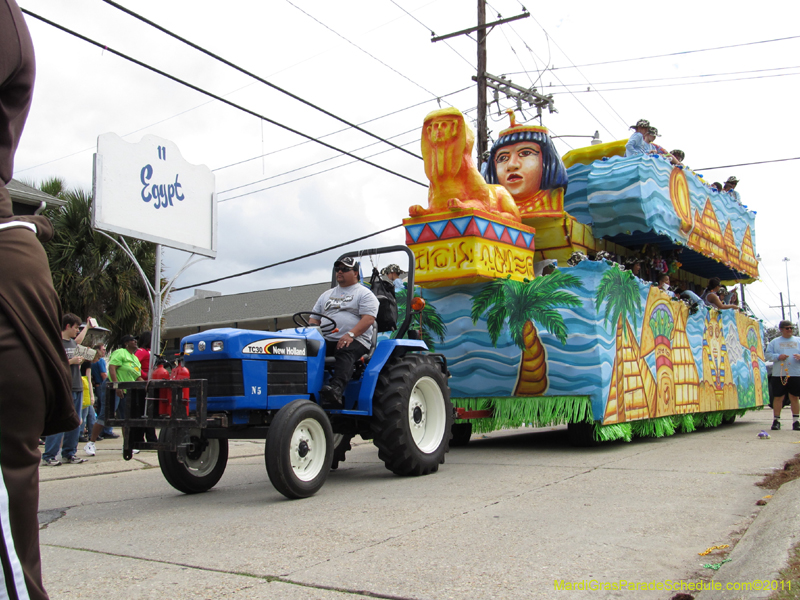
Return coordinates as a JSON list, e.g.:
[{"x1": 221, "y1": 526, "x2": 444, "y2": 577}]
[{"x1": 109, "y1": 246, "x2": 453, "y2": 499}]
